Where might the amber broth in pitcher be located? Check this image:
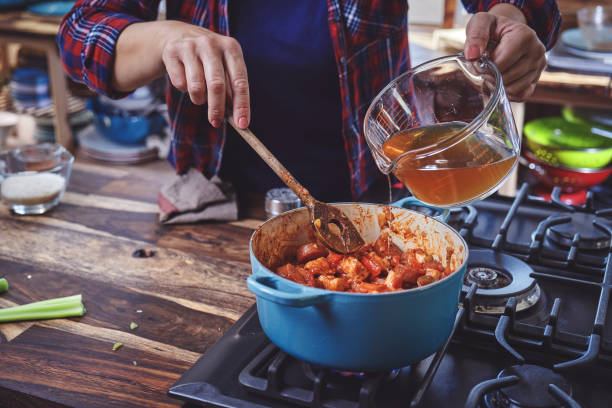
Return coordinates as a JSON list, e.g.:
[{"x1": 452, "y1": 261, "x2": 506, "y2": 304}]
[{"x1": 382, "y1": 122, "x2": 516, "y2": 206}]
